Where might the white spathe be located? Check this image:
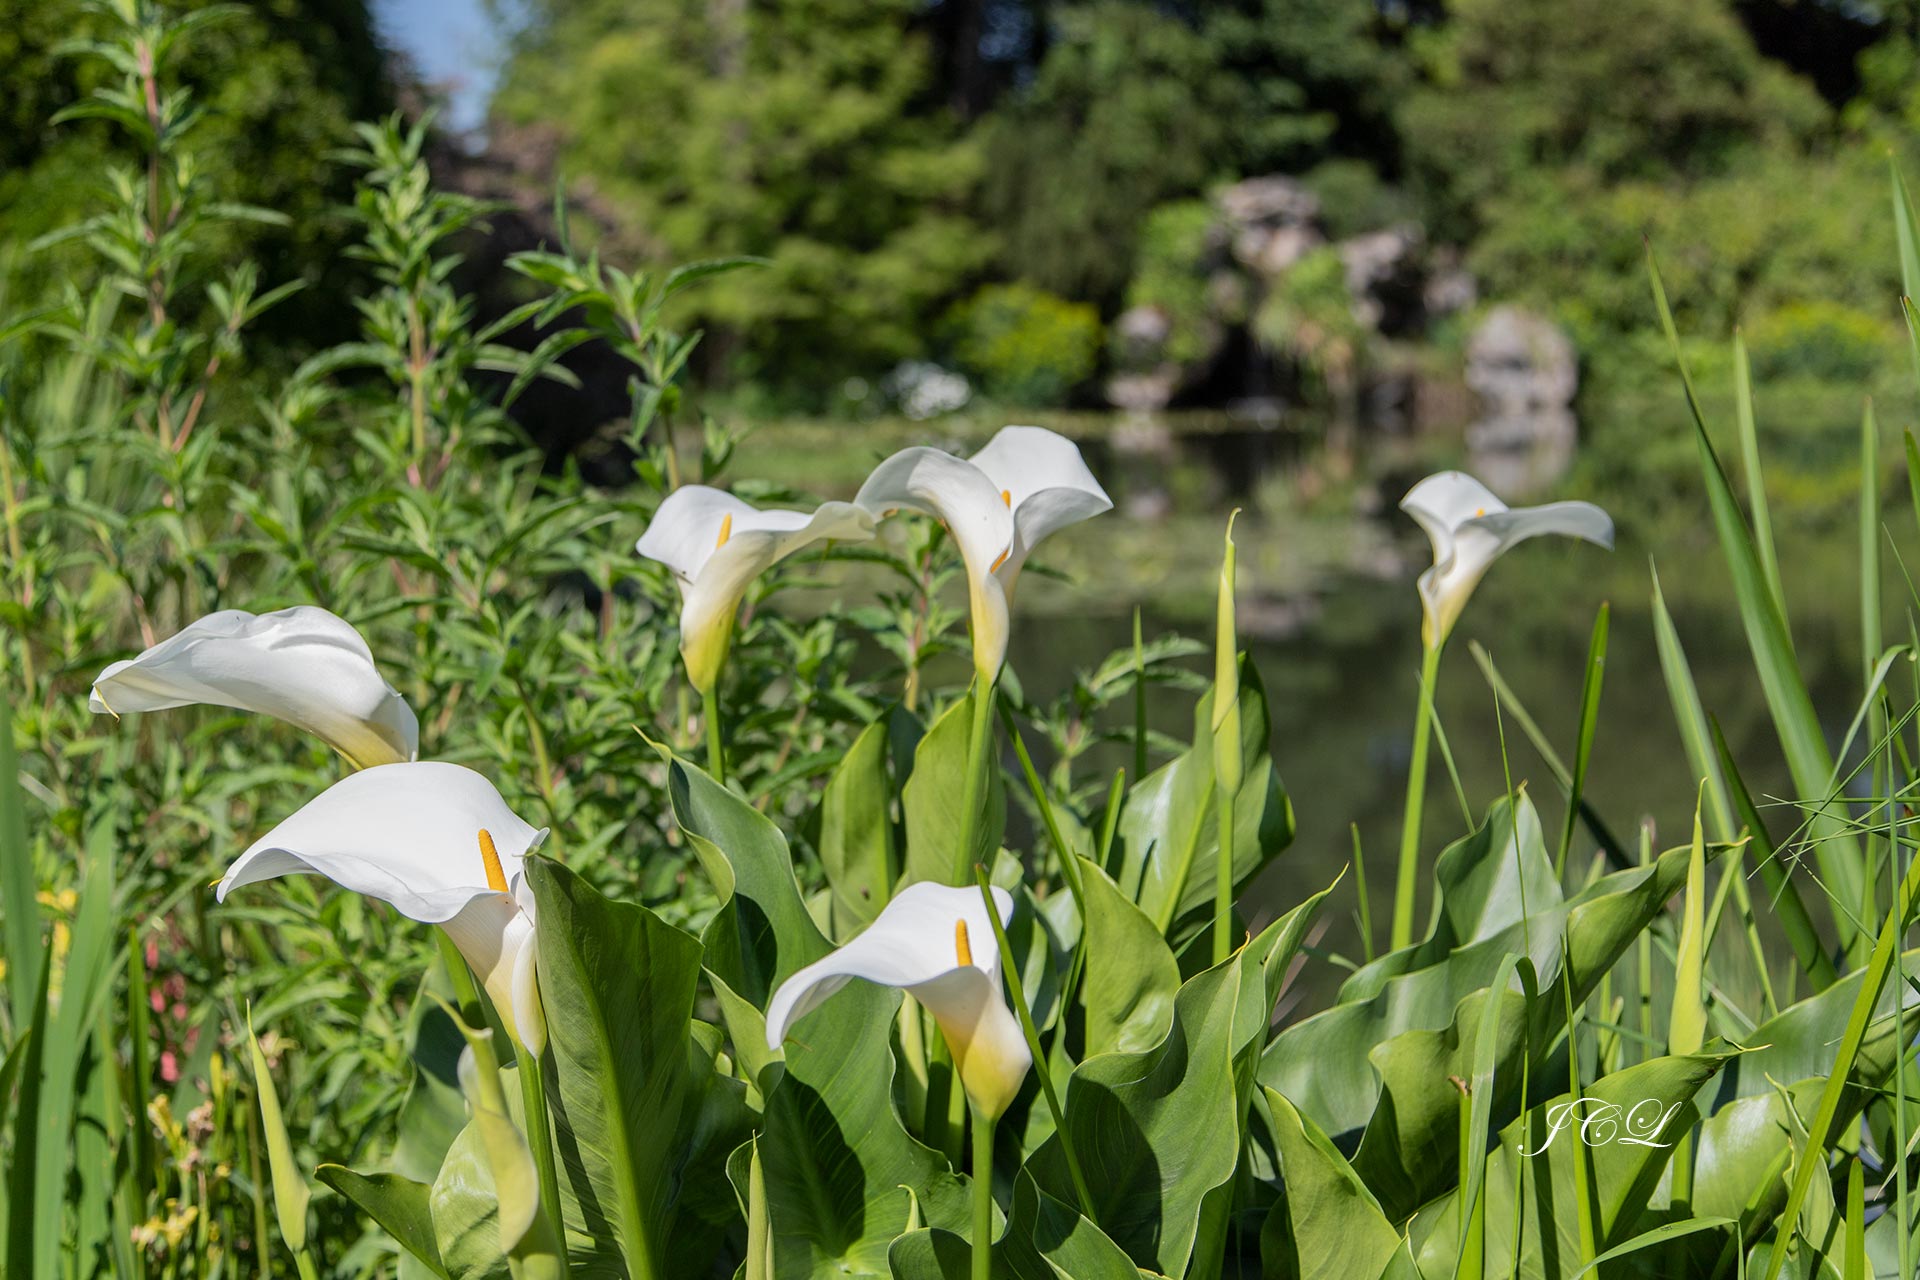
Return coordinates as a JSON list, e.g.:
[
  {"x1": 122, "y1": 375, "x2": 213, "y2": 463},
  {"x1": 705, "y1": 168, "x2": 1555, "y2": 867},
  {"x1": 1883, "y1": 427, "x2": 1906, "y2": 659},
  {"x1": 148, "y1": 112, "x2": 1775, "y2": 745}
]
[
  {"x1": 765, "y1": 881, "x2": 1032, "y2": 1121},
  {"x1": 636, "y1": 486, "x2": 874, "y2": 693},
  {"x1": 218, "y1": 762, "x2": 549, "y2": 1053},
  {"x1": 856, "y1": 425, "x2": 1111, "y2": 680},
  {"x1": 1401, "y1": 471, "x2": 1614, "y2": 648},
  {"x1": 89, "y1": 606, "x2": 418, "y2": 770}
]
